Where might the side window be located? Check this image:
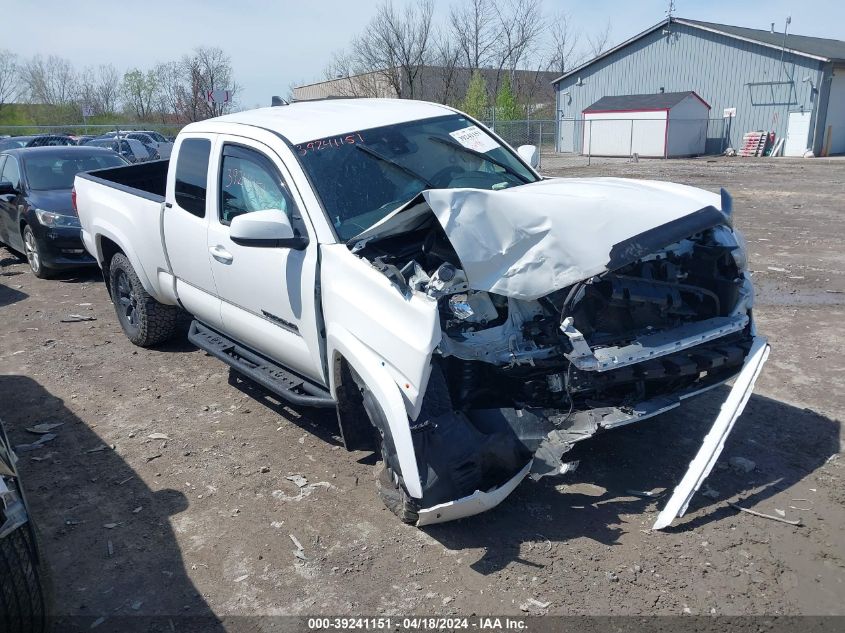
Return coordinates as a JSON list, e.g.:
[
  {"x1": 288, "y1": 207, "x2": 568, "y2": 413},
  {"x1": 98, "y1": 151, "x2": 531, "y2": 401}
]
[
  {"x1": 2, "y1": 156, "x2": 20, "y2": 189},
  {"x1": 218, "y1": 145, "x2": 297, "y2": 225},
  {"x1": 174, "y1": 138, "x2": 211, "y2": 217}
]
